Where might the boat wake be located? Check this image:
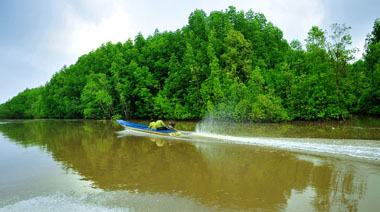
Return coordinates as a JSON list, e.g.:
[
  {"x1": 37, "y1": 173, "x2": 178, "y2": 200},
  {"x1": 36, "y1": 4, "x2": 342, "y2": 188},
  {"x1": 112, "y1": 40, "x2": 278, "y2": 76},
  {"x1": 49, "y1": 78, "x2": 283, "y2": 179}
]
[
  {"x1": 191, "y1": 132, "x2": 380, "y2": 162},
  {"x1": 116, "y1": 125, "x2": 380, "y2": 162}
]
